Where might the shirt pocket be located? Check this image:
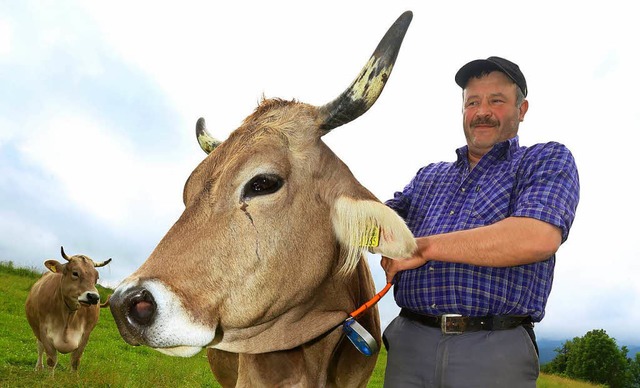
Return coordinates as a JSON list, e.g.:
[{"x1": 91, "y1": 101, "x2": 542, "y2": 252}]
[{"x1": 471, "y1": 177, "x2": 513, "y2": 224}]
